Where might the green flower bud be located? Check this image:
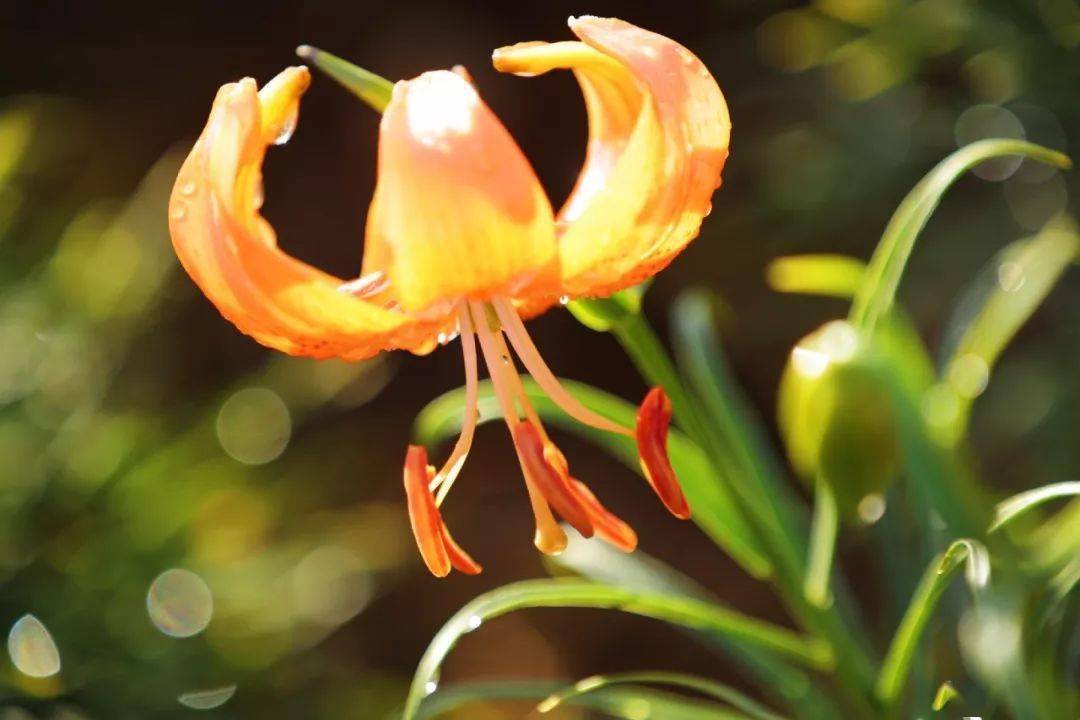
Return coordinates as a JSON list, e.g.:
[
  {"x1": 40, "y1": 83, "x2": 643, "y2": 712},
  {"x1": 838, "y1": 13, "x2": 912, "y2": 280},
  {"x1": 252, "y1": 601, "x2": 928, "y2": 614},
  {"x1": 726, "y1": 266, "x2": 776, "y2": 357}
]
[{"x1": 778, "y1": 320, "x2": 899, "y2": 518}]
